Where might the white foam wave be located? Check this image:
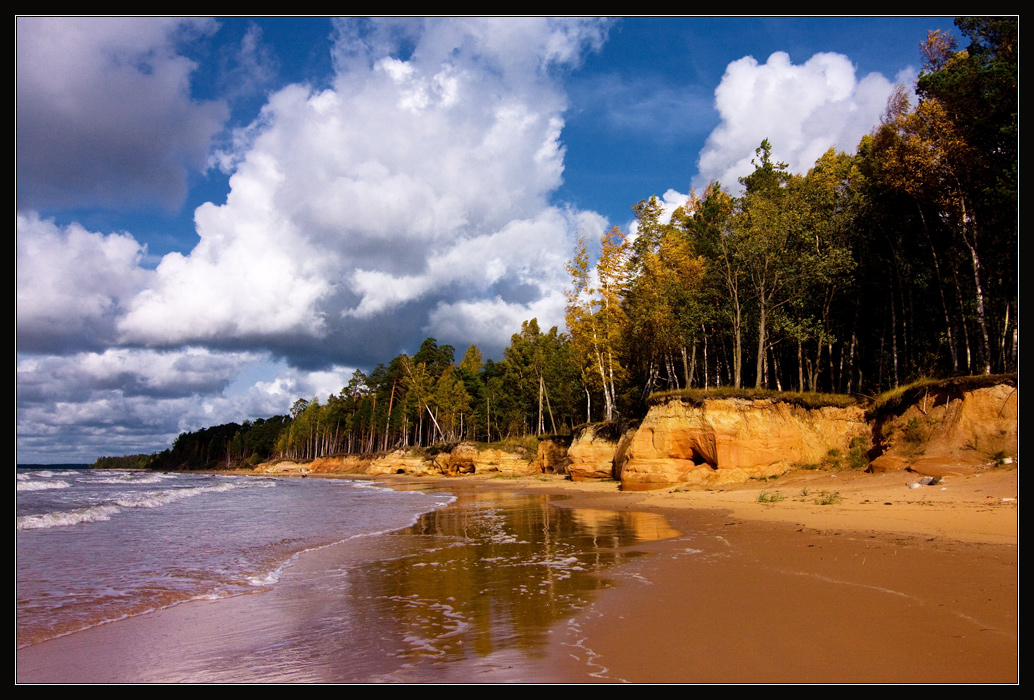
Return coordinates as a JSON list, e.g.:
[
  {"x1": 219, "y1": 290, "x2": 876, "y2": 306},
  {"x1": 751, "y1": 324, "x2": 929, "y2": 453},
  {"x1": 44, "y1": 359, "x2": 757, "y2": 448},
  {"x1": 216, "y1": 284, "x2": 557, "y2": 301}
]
[
  {"x1": 82, "y1": 473, "x2": 168, "y2": 485},
  {"x1": 18, "y1": 480, "x2": 262, "y2": 530},
  {"x1": 18, "y1": 504, "x2": 121, "y2": 530},
  {"x1": 112, "y1": 481, "x2": 249, "y2": 509},
  {"x1": 17, "y1": 480, "x2": 71, "y2": 491}
]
